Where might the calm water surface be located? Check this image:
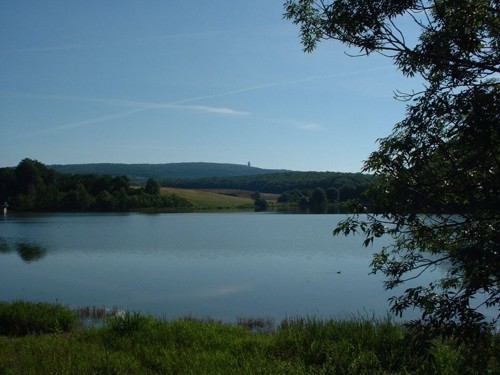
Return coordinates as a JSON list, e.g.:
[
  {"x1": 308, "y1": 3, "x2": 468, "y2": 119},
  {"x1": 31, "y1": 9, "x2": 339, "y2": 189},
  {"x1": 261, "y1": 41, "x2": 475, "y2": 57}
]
[{"x1": 0, "y1": 212, "x2": 432, "y2": 322}]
